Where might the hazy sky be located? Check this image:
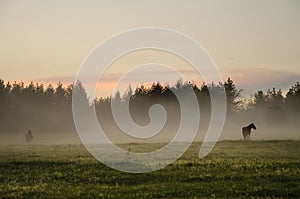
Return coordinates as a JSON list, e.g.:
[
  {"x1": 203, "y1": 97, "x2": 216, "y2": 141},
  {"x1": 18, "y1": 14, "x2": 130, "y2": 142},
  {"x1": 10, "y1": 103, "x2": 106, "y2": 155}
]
[{"x1": 1, "y1": 0, "x2": 300, "y2": 97}]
